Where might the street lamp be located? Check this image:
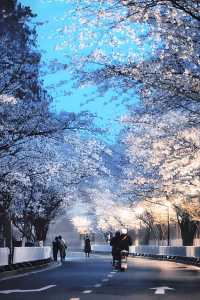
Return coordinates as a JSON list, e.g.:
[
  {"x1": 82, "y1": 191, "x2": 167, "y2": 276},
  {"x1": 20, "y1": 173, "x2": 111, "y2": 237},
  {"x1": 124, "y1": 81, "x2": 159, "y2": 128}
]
[
  {"x1": 164, "y1": 194, "x2": 170, "y2": 247},
  {"x1": 9, "y1": 211, "x2": 13, "y2": 264},
  {"x1": 167, "y1": 205, "x2": 170, "y2": 247}
]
